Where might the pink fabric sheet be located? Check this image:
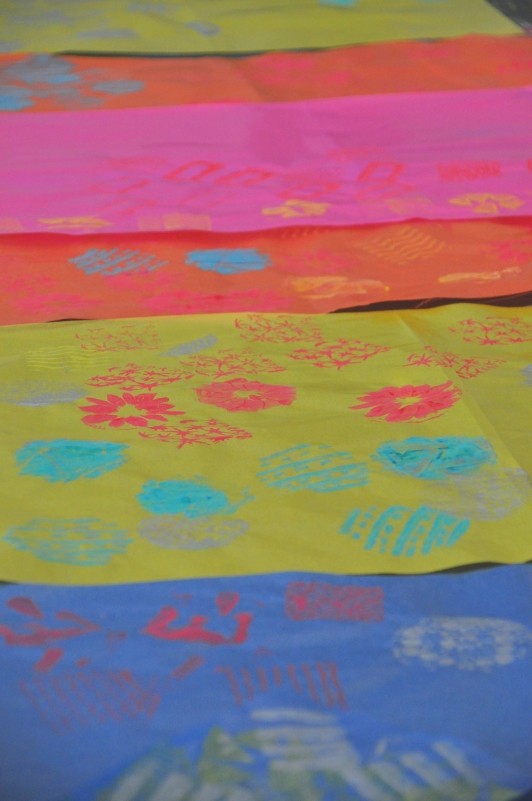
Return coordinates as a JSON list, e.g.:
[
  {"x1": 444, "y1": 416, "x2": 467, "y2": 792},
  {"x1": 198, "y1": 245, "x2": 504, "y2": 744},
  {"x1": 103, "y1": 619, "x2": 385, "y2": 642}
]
[{"x1": 1, "y1": 88, "x2": 531, "y2": 235}]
